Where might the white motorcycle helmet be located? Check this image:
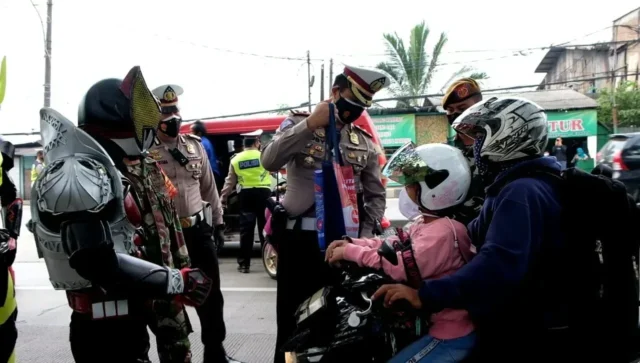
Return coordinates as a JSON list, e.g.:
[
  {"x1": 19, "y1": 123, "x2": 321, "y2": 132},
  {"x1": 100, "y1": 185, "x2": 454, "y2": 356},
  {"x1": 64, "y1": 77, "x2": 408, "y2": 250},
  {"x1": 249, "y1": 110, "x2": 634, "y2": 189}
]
[{"x1": 383, "y1": 143, "x2": 471, "y2": 212}]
